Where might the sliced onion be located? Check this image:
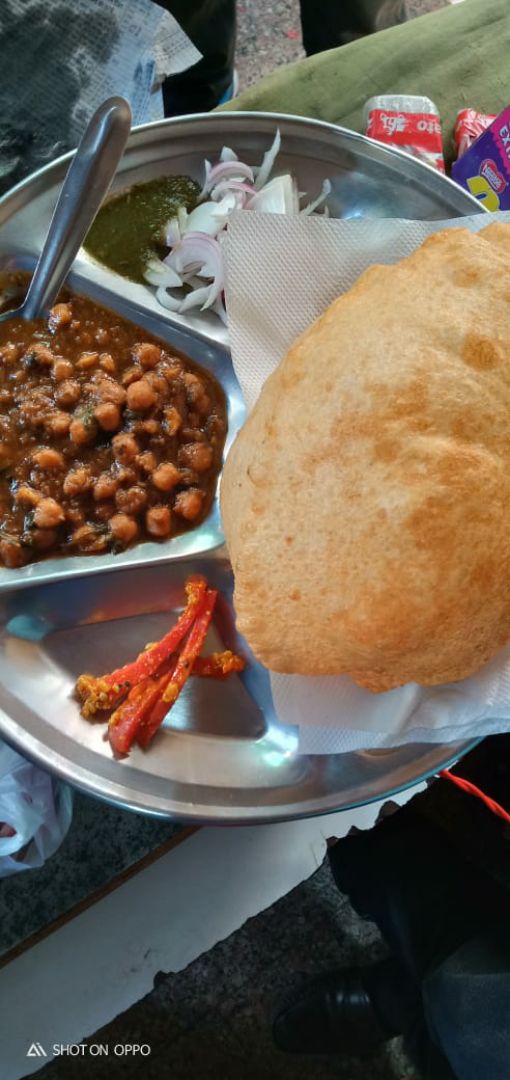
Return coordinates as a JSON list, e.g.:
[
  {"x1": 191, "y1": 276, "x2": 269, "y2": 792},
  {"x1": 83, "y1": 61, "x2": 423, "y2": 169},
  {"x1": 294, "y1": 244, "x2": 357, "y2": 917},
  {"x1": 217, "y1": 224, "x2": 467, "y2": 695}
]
[
  {"x1": 210, "y1": 179, "x2": 256, "y2": 208},
  {"x1": 200, "y1": 160, "x2": 254, "y2": 199},
  {"x1": 220, "y1": 146, "x2": 238, "y2": 162},
  {"x1": 168, "y1": 195, "x2": 233, "y2": 239},
  {"x1": 155, "y1": 286, "x2": 182, "y2": 311},
  {"x1": 254, "y1": 129, "x2": 281, "y2": 190},
  {"x1": 162, "y1": 205, "x2": 189, "y2": 247},
  {"x1": 199, "y1": 159, "x2": 212, "y2": 198},
  {"x1": 212, "y1": 295, "x2": 228, "y2": 324},
  {"x1": 164, "y1": 217, "x2": 181, "y2": 248},
  {"x1": 143, "y1": 257, "x2": 182, "y2": 288},
  {"x1": 247, "y1": 174, "x2": 299, "y2": 215},
  {"x1": 160, "y1": 232, "x2": 224, "y2": 313},
  {"x1": 301, "y1": 178, "x2": 332, "y2": 216}
]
